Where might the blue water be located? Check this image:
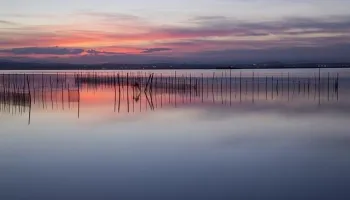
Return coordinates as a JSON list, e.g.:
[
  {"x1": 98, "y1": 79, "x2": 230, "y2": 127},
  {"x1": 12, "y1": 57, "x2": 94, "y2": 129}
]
[{"x1": 0, "y1": 69, "x2": 350, "y2": 200}]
